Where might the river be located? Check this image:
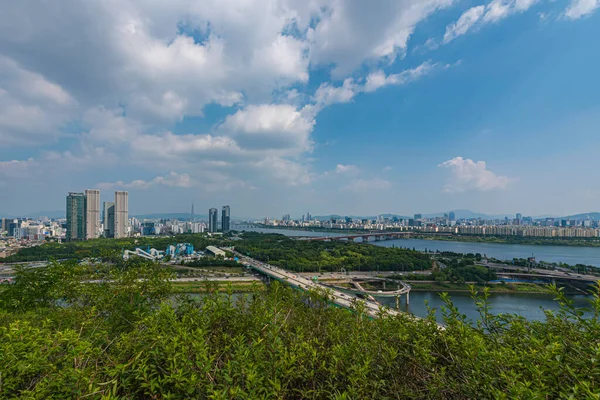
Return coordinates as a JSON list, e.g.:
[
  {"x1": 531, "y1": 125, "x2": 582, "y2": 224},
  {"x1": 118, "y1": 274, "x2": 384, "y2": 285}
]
[
  {"x1": 241, "y1": 227, "x2": 600, "y2": 267},
  {"x1": 184, "y1": 290, "x2": 593, "y2": 323},
  {"x1": 376, "y1": 291, "x2": 593, "y2": 322}
]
